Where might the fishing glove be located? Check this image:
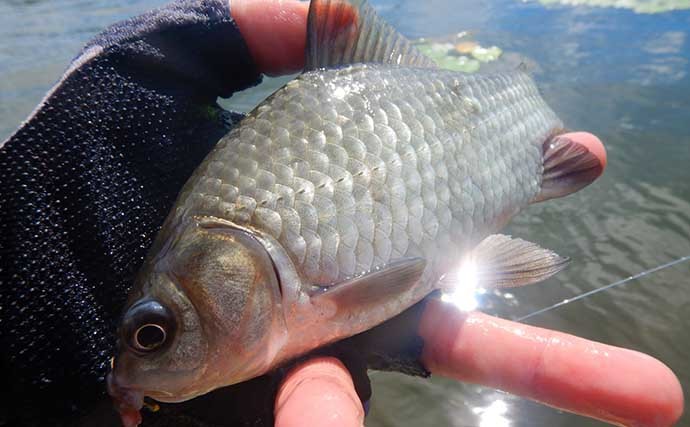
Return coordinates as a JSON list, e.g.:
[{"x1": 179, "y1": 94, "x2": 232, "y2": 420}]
[{"x1": 0, "y1": 1, "x2": 427, "y2": 426}]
